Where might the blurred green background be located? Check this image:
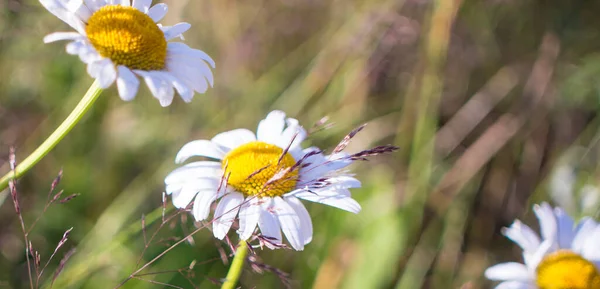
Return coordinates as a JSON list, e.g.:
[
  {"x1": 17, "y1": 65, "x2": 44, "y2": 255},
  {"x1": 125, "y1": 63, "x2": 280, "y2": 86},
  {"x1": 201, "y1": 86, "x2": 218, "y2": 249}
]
[{"x1": 2, "y1": 0, "x2": 600, "y2": 288}]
